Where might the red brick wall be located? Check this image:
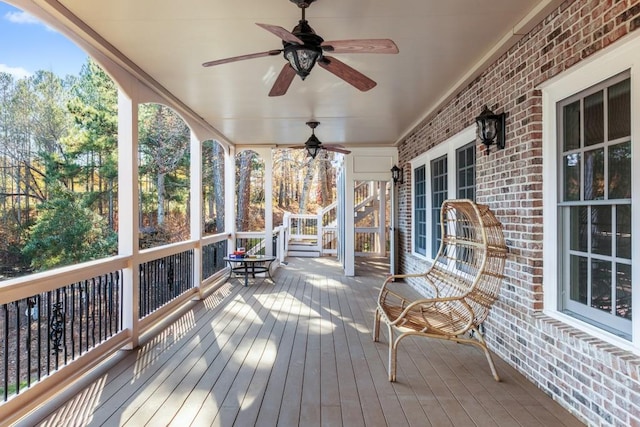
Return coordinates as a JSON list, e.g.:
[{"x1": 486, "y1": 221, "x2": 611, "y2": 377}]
[{"x1": 395, "y1": 0, "x2": 640, "y2": 425}]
